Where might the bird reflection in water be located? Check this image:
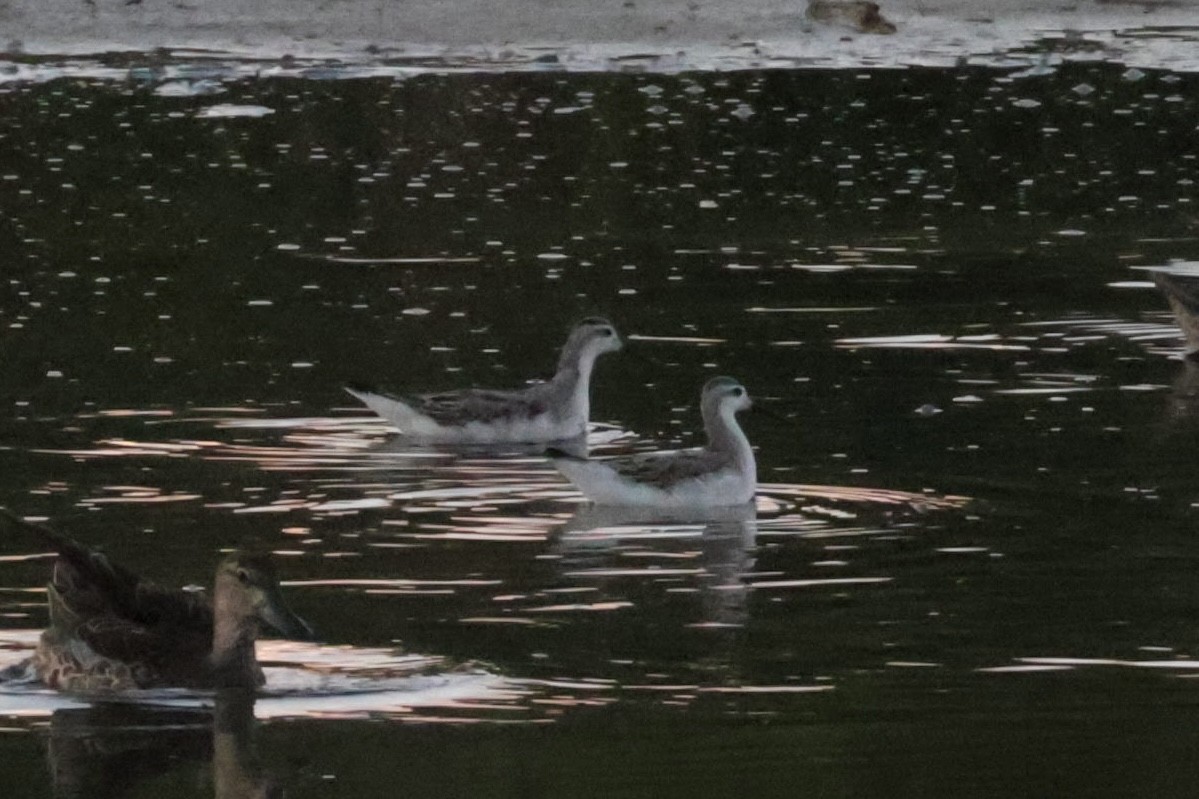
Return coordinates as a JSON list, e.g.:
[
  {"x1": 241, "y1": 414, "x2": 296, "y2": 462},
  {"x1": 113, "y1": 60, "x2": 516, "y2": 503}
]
[
  {"x1": 212, "y1": 691, "x2": 282, "y2": 799},
  {"x1": 42, "y1": 691, "x2": 284, "y2": 799},
  {"x1": 553, "y1": 503, "x2": 758, "y2": 633},
  {"x1": 368, "y1": 430, "x2": 590, "y2": 460}
]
